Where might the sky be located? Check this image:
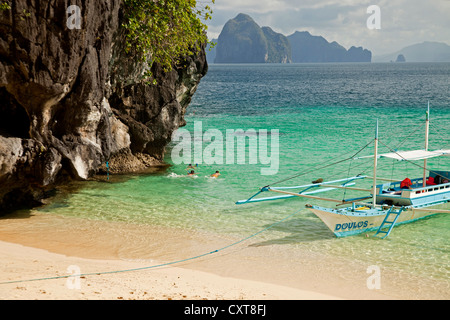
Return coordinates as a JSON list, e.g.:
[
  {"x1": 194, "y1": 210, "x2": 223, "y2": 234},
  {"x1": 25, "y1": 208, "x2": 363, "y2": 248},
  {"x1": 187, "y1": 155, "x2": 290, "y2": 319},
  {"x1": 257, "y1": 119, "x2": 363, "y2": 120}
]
[{"x1": 204, "y1": 0, "x2": 450, "y2": 56}]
